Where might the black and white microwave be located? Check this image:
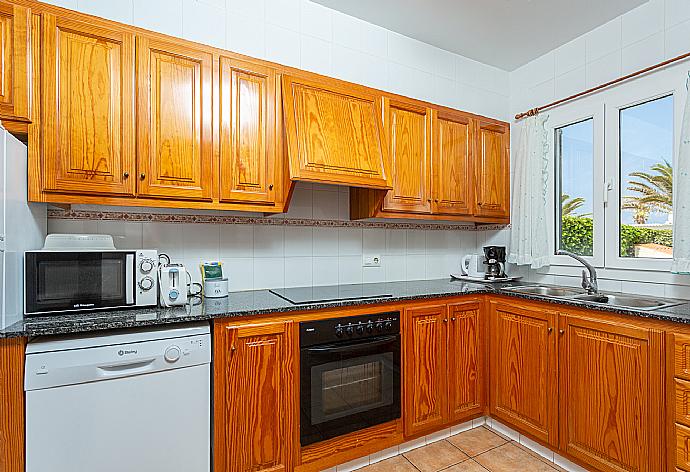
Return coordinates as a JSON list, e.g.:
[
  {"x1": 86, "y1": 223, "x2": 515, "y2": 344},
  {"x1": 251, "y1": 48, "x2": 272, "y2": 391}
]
[{"x1": 24, "y1": 234, "x2": 158, "y2": 316}]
